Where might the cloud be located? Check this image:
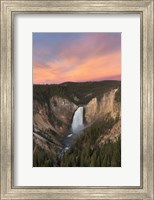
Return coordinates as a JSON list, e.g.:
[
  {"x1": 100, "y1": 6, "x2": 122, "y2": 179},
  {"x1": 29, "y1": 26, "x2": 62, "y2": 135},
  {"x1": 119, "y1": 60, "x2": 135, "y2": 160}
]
[
  {"x1": 33, "y1": 50, "x2": 120, "y2": 84},
  {"x1": 33, "y1": 33, "x2": 121, "y2": 84}
]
